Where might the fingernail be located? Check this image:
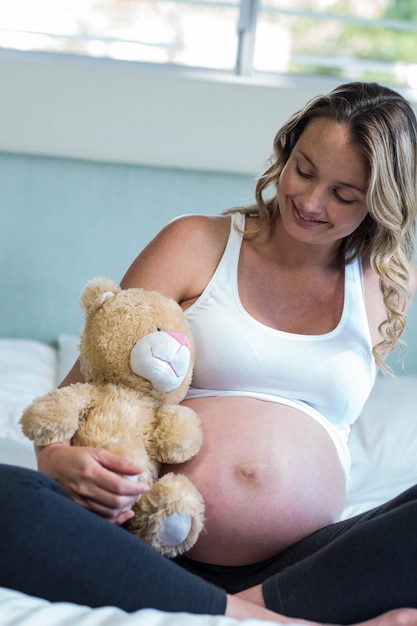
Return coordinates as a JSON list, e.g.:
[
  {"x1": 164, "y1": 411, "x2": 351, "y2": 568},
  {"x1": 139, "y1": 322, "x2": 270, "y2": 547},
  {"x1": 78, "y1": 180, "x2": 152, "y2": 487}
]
[{"x1": 126, "y1": 474, "x2": 141, "y2": 482}]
